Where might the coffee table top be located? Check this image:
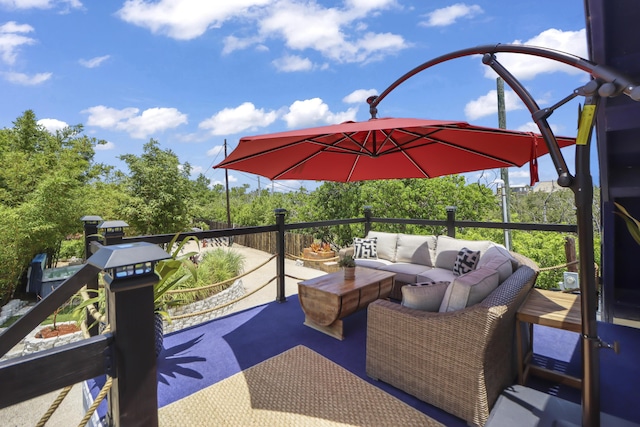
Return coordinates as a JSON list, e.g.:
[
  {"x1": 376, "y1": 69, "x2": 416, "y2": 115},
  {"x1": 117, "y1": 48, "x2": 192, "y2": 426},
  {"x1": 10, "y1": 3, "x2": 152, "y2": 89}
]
[{"x1": 298, "y1": 267, "x2": 395, "y2": 296}]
